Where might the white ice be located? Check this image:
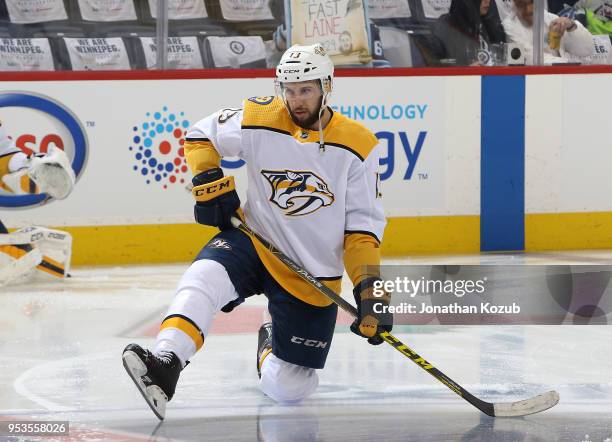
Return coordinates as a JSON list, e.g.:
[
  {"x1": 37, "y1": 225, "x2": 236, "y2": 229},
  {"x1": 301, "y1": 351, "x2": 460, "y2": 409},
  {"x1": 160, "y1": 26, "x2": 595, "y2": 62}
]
[{"x1": 1, "y1": 252, "x2": 612, "y2": 441}]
